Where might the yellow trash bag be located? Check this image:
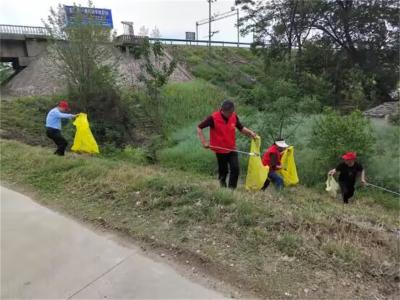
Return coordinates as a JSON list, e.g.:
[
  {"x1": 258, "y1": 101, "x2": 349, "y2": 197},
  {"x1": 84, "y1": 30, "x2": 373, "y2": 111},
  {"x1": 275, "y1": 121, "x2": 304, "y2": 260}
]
[
  {"x1": 325, "y1": 175, "x2": 339, "y2": 198},
  {"x1": 245, "y1": 136, "x2": 269, "y2": 190},
  {"x1": 277, "y1": 146, "x2": 299, "y2": 186},
  {"x1": 71, "y1": 113, "x2": 100, "y2": 154}
]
